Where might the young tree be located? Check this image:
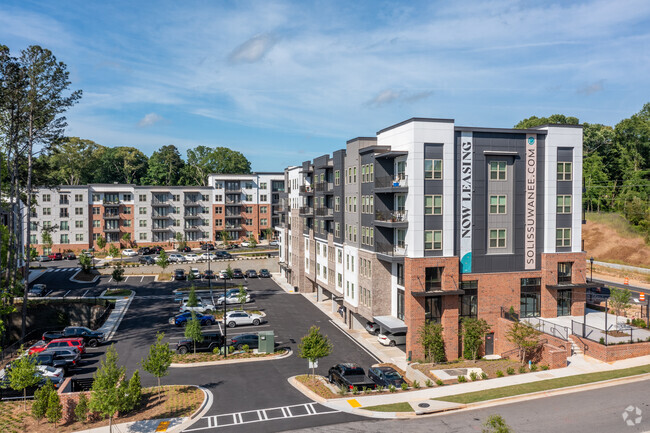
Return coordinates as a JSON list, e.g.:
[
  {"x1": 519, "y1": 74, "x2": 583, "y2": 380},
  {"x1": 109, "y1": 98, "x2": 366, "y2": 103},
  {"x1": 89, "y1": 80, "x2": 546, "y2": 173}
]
[
  {"x1": 8, "y1": 350, "x2": 41, "y2": 409},
  {"x1": 418, "y1": 322, "x2": 446, "y2": 363},
  {"x1": 89, "y1": 344, "x2": 126, "y2": 433},
  {"x1": 46, "y1": 389, "x2": 63, "y2": 426},
  {"x1": 175, "y1": 231, "x2": 186, "y2": 250},
  {"x1": 483, "y1": 415, "x2": 512, "y2": 433},
  {"x1": 506, "y1": 322, "x2": 541, "y2": 364},
  {"x1": 263, "y1": 227, "x2": 274, "y2": 241},
  {"x1": 609, "y1": 287, "x2": 632, "y2": 327},
  {"x1": 462, "y1": 318, "x2": 491, "y2": 362},
  {"x1": 225, "y1": 264, "x2": 234, "y2": 279},
  {"x1": 96, "y1": 235, "x2": 107, "y2": 252},
  {"x1": 121, "y1": 232, "x2": 131, "y2": 248},
  {"x1": 141, "y1": 332, "x2": 173, "y2": 401},
  {"x1": 74, "y1": 392, "x2": 89, "y2": 423},
  {"x1": 41, "y1": 230, "x2": 53, "y2": 253},
  {"x1": 247, "y1": 236, "x2": 257, "y2": 248},
  {"x1": 111, "y1": 265, "x2": 125, "y2": 289},
  {"x1": 187, "y1": 286, "x2": 199, "y2": 308},
  {"x1": 156, "y1": 249, "x2": 169, "y2": 273},
  {"x1": 125, "y1": 370, "x2": 142, "y2": 412},
  {"x1": 184, "y1": 312, "x2": 204, "y2": 355},
  {"x1": 237, "y1": 285, "x2": 248, "y2": 310},
  {"x1": 108, "y1": 243, "x2": 120, "y2": 259},
  {"x1": 79, "y1": 253, "x2": 92, "y2": 273},
  {"x1": 32, "y1": 378, "x2": 55, "y2": 423},
  {"x1": 298, "y1": 326, "x2": 333, "y2": 378}
]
